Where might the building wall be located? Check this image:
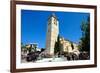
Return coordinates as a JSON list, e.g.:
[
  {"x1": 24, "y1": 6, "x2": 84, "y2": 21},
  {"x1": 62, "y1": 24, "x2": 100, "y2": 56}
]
[
  {"x1": 46, "y1": 15, "x2": 59, "y2": 55},
  {"x1": 60, "y1": 38, "x2": 79, "y2": 54}
]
